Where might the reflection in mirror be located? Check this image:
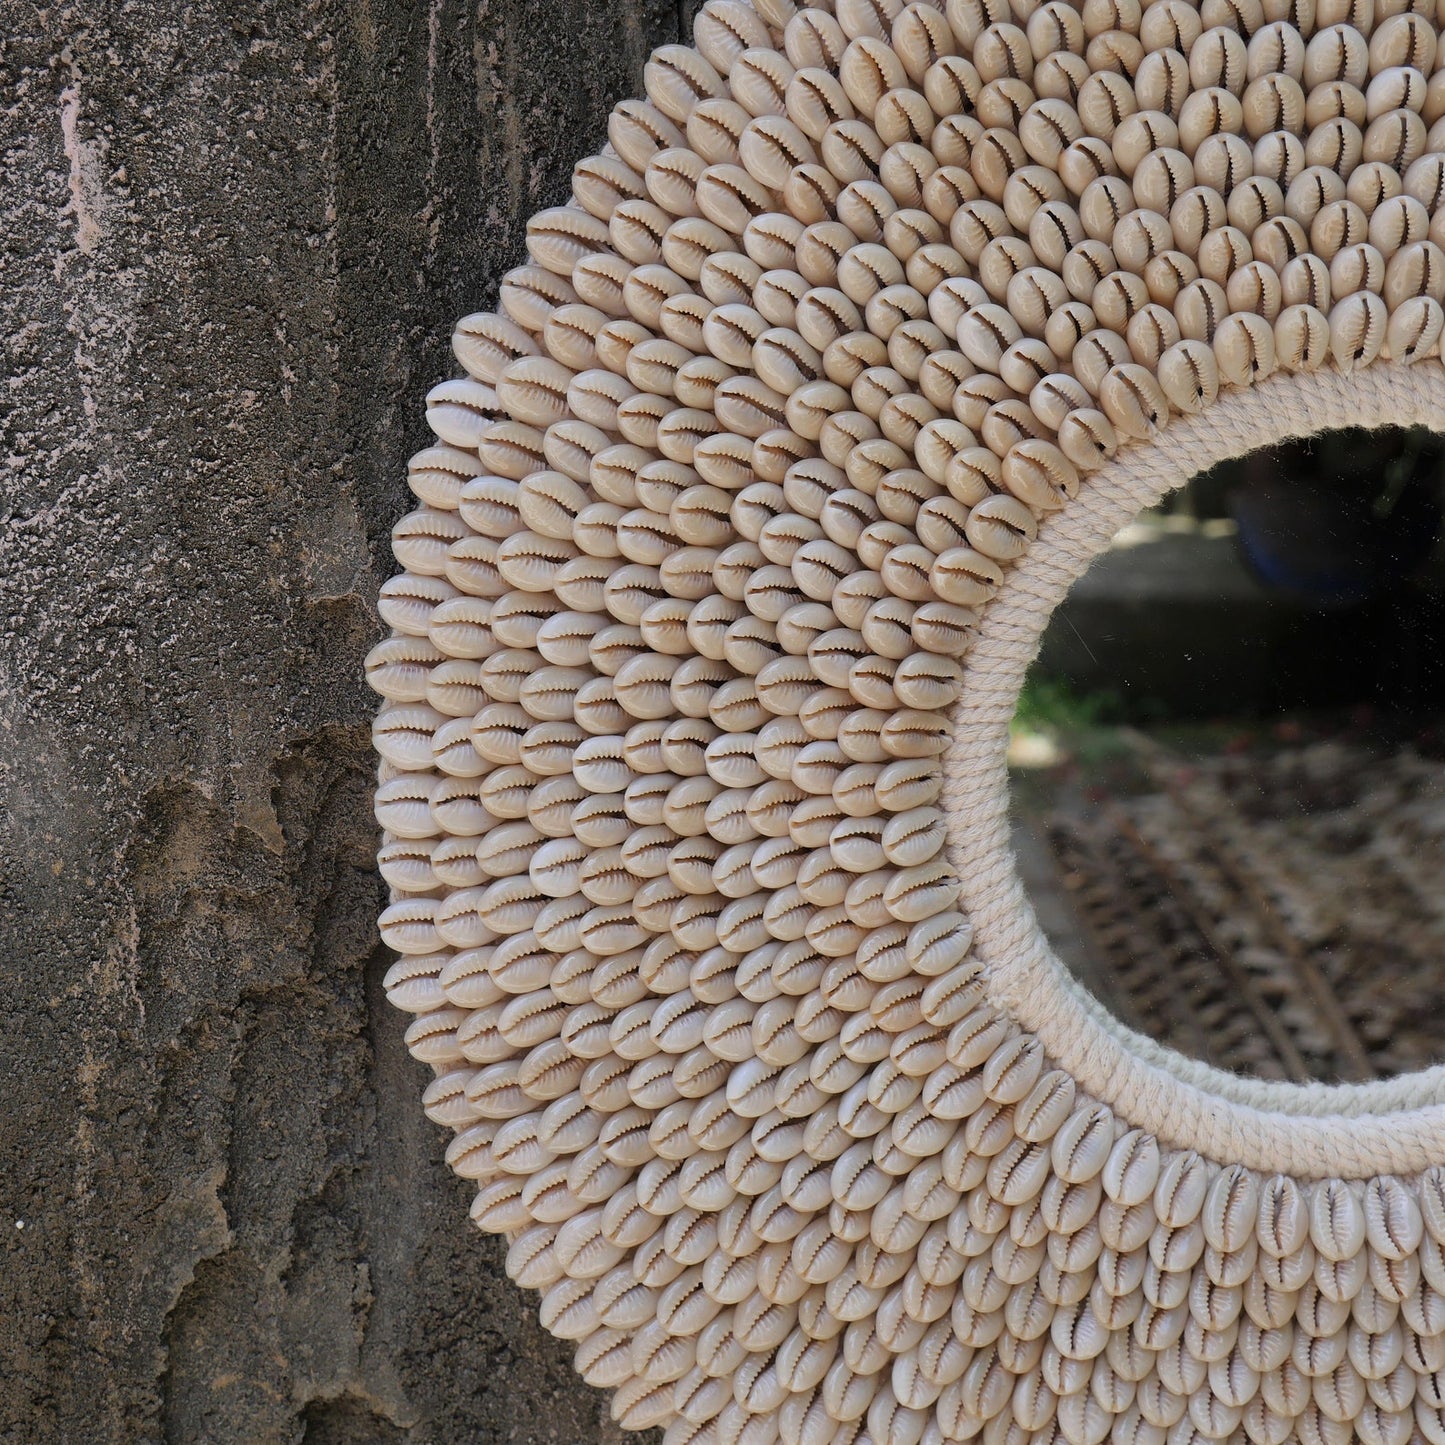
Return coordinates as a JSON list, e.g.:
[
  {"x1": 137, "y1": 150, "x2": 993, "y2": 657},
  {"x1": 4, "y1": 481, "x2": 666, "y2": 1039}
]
[{"x1": 1010, "y1": 427, "x2": 1445, "y2": 1084}]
